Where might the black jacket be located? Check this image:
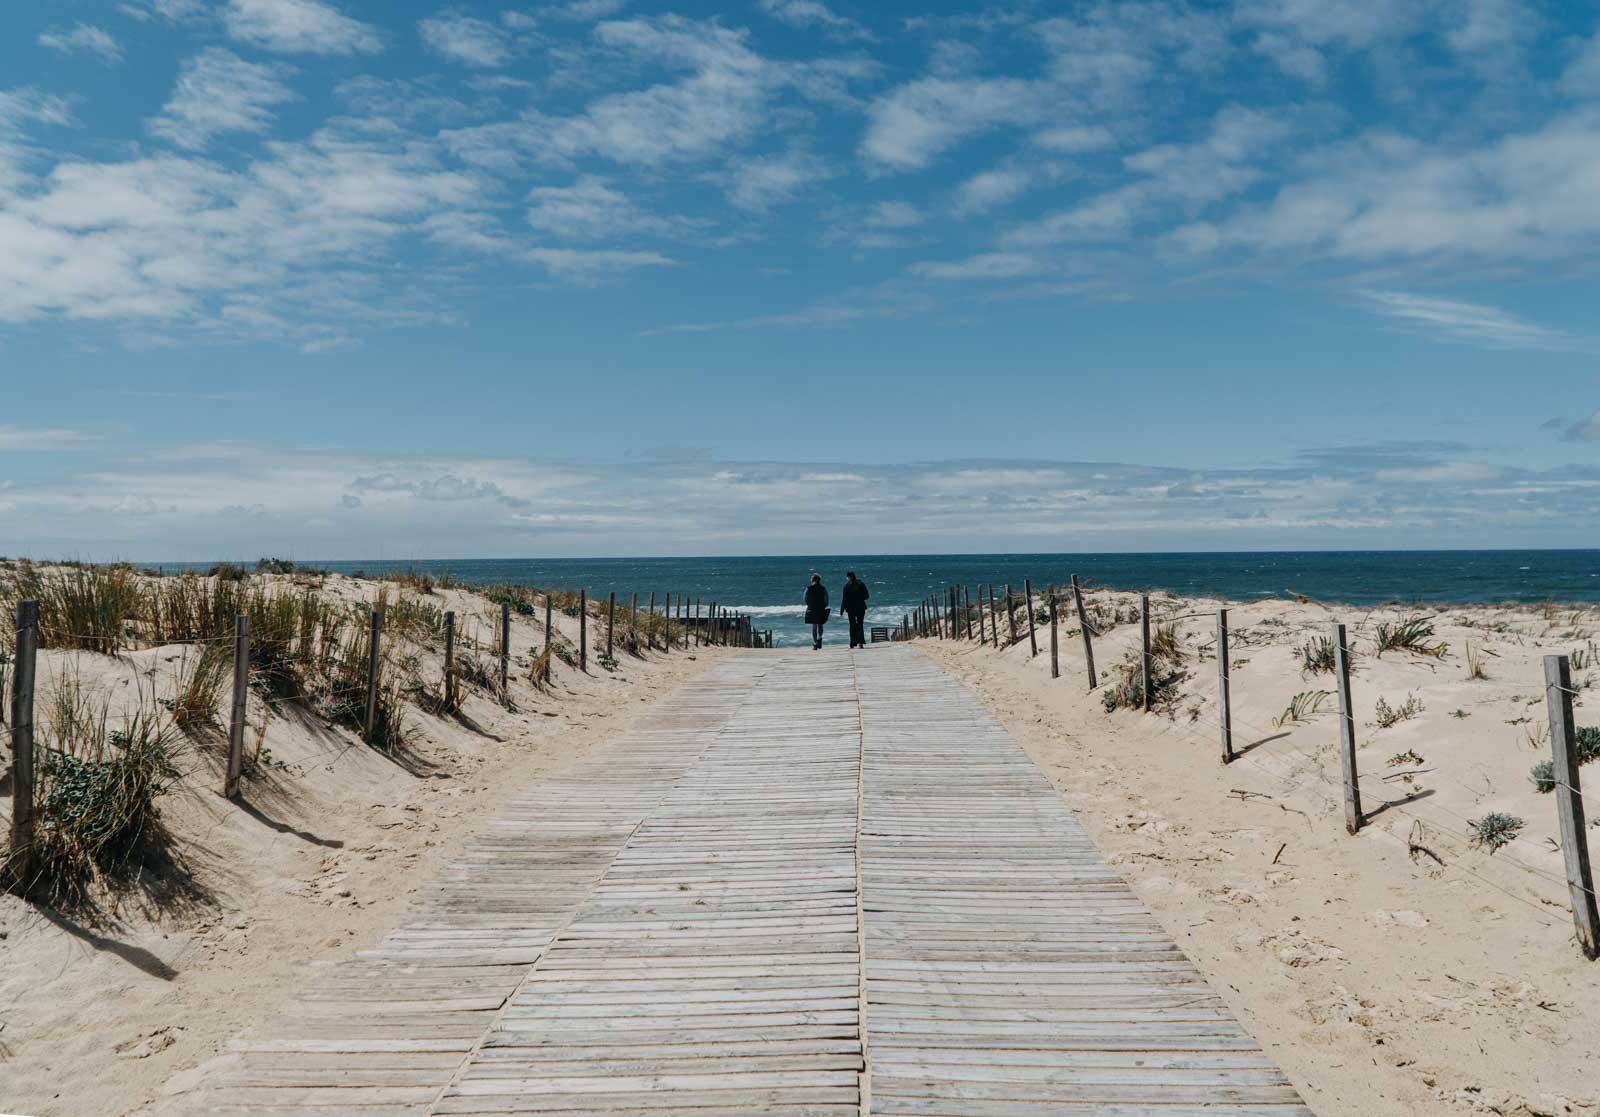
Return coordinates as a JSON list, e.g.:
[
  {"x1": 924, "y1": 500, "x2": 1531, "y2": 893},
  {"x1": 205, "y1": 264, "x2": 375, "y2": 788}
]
[
  {"x1": 804, "y1": 582, "x2": 829, "y2": 623},
  {"x1": 841, "y1": 578, "x2": 869, "y2": 616}
]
